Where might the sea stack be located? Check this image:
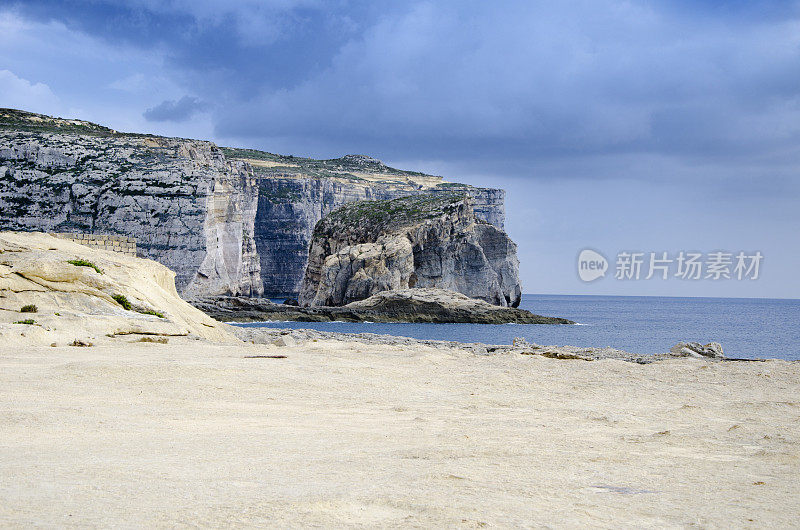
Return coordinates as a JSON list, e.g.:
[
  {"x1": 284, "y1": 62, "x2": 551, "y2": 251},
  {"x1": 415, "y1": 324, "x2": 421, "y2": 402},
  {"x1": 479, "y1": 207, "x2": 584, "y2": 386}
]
[{"x1": 298, "y1": 193, "x2": 522, "y2": 307}]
